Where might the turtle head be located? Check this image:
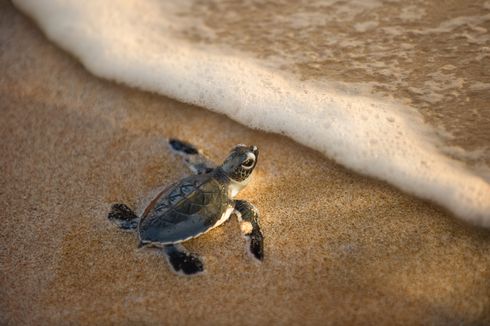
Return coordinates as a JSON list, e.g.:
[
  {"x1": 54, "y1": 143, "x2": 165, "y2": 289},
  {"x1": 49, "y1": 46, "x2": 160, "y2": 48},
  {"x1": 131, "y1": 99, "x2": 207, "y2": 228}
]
[{"x1": 220, "y1": 144, "x2": 259, "y2": 183}]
